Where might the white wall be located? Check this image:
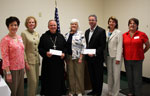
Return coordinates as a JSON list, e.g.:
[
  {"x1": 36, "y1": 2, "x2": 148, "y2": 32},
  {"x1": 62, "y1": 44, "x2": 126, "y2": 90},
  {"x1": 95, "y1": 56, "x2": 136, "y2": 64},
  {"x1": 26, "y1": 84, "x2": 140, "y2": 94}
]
[
  {"x1": 0, "y1": 0, "x2": 104, "y2": 38},
  {"x1": 103, "y1": 0, "x2": 150, "y2": 78}
]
